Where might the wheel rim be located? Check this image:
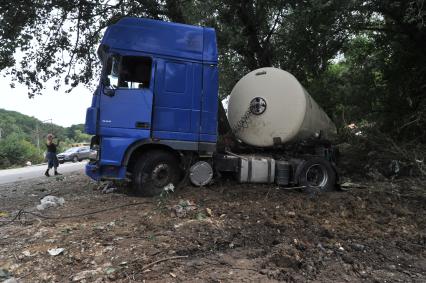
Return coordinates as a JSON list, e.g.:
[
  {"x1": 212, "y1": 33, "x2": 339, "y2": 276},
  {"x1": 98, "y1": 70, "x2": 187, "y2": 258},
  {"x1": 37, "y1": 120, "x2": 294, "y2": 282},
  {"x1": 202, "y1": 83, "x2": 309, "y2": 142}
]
[
  {"x1": 305, "y1": 164, "x2": 328, "y2": 188},
  {"x1": 73, "y1": 156, "x2": 78, "y2": 162},
  {"x1": 151, "y1": 163, "x2": 171, "y2": 187}
]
